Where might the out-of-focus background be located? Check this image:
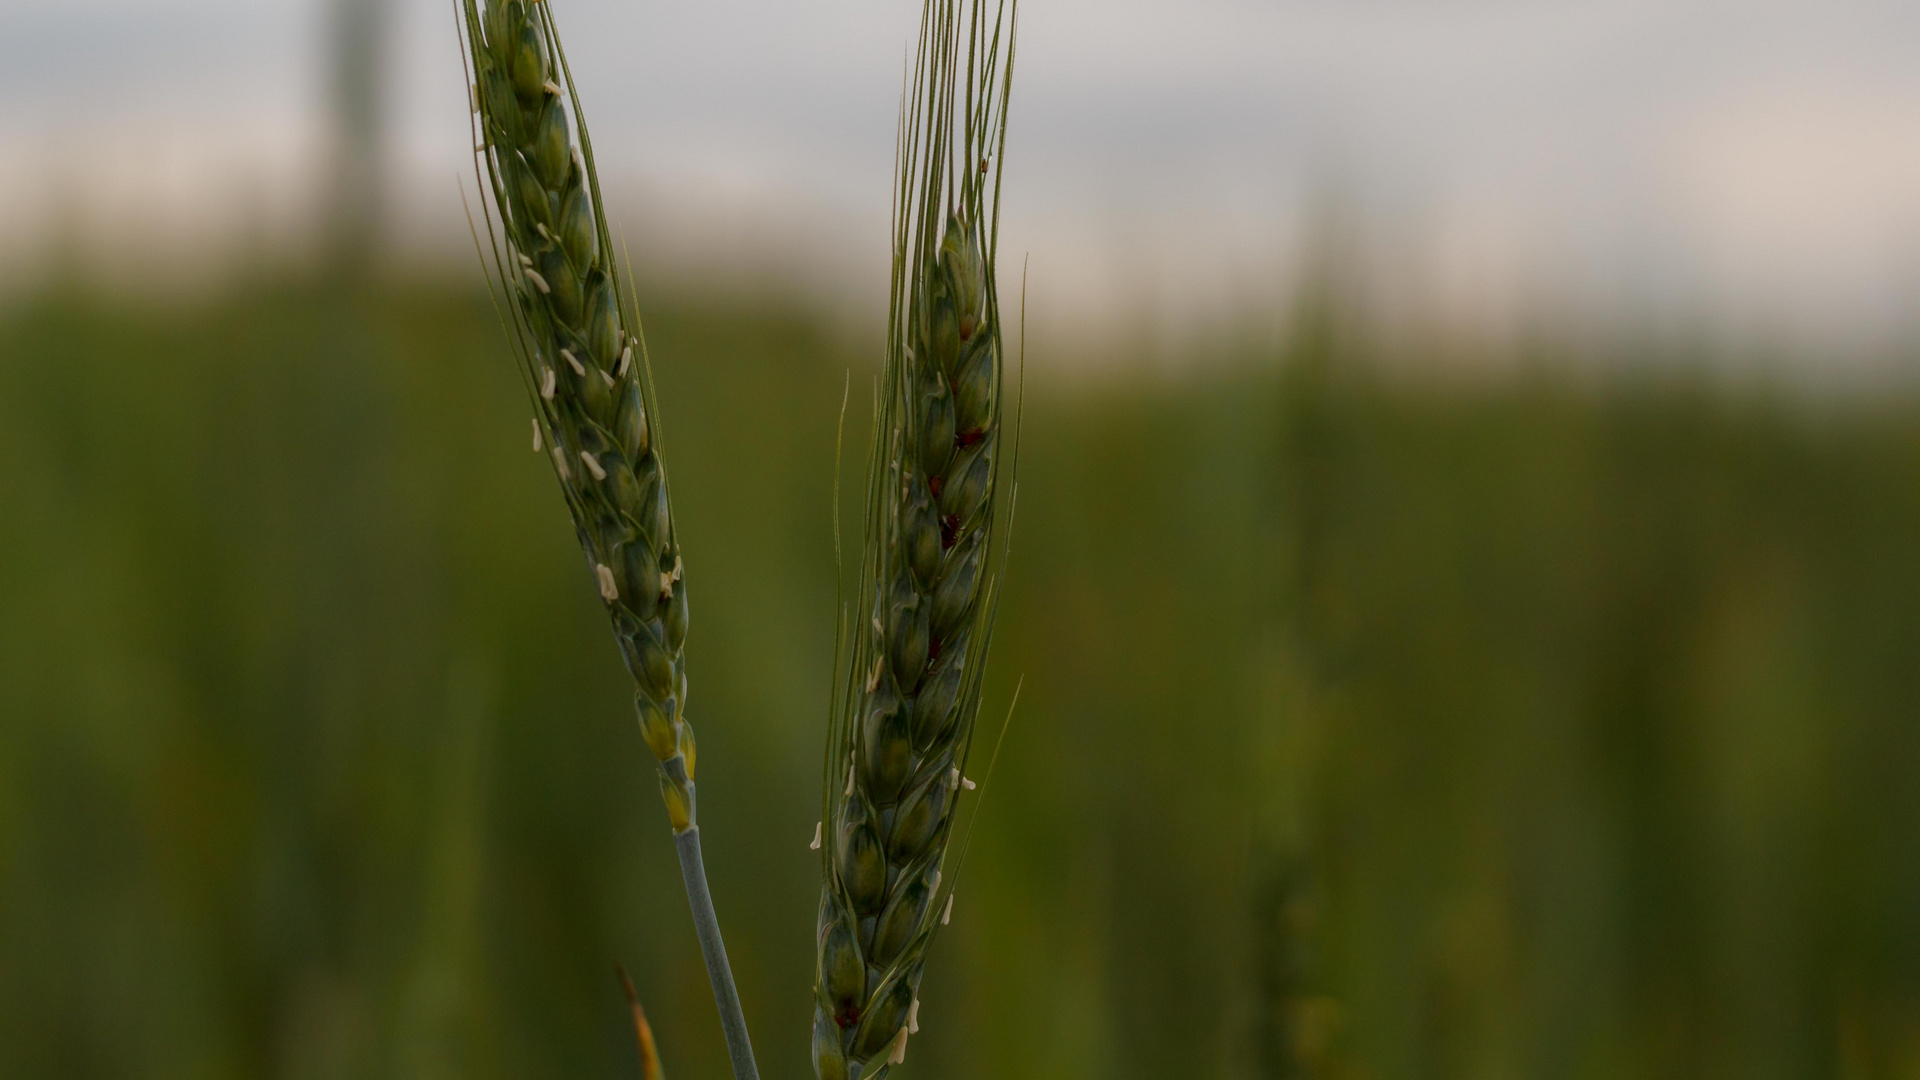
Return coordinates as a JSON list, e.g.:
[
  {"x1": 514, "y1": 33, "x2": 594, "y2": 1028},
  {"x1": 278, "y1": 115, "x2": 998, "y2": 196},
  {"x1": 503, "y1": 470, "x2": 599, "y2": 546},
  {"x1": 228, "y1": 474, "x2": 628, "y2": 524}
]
[{"x1": 5, "y1": 1, "x2": 1920, "y2": 1078}]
